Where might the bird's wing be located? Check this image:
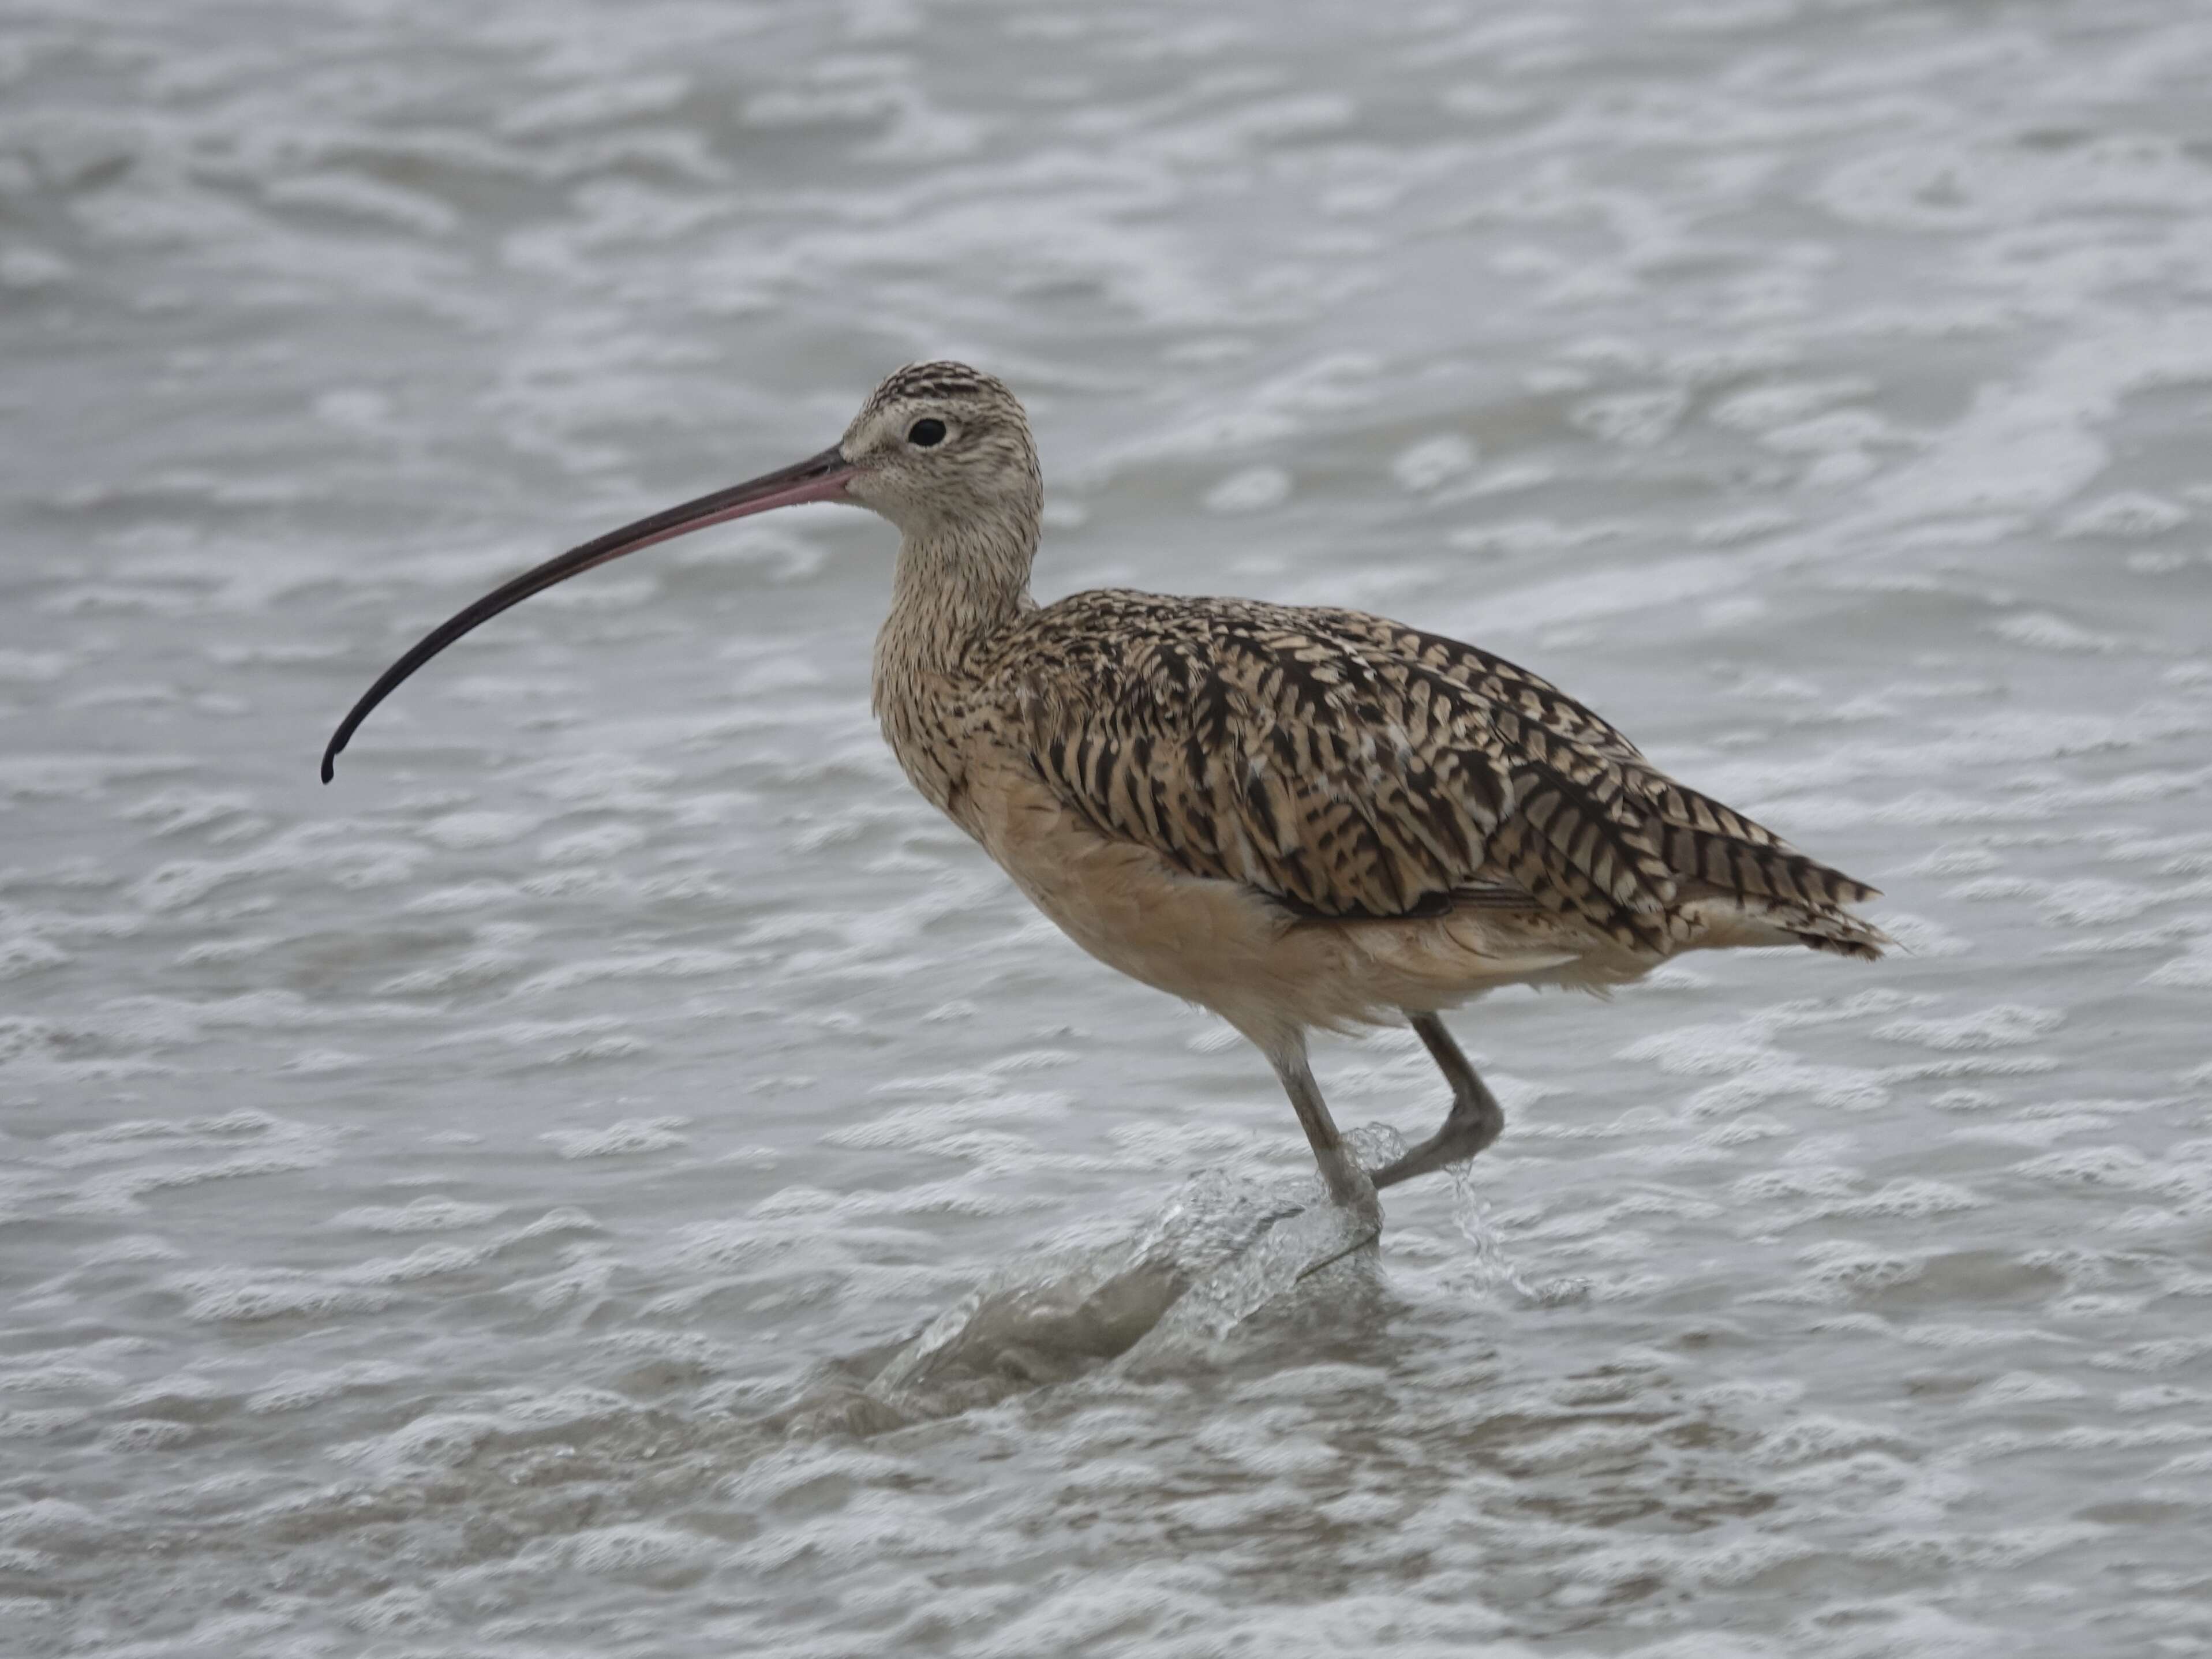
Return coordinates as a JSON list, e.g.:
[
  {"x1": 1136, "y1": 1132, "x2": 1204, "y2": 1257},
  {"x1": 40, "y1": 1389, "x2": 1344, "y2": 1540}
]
[
  {"x1": 987, "y1": 592, "x2": 1880, "y2": 954},
  {"x1": 1318, "y1": 606, "x2": 1887, "y2": 953}
]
